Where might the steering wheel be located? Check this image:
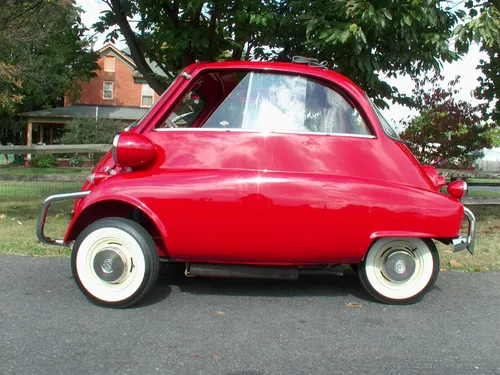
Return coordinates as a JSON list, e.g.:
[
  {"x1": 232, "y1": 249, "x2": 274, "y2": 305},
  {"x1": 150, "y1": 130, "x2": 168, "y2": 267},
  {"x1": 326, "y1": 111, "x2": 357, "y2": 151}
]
[{"x1": 164, "y1": 111, "x2": 195, "y2": 128}]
